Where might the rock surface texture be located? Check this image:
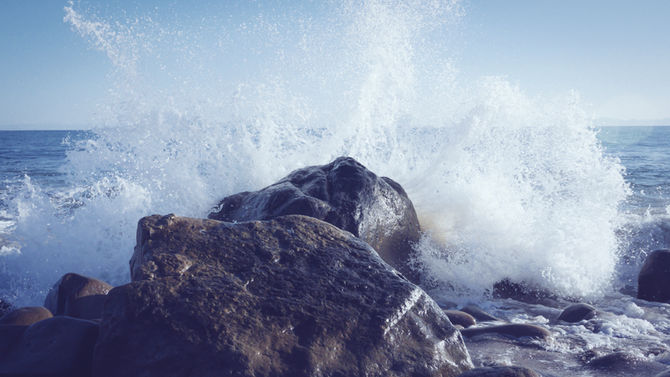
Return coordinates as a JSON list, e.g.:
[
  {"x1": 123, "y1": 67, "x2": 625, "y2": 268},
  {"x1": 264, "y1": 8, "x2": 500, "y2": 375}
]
[
  {"x1": 638, "y1": 249, "x2": 670, "y2": 302},
  {"x1": 208, "y1": 156, "x2": 422, "y2": 282},
  {"x1": 95, "y1": 214, "x2": 472, "y2": 377},
  {"x1": 44, "y1": 272, "x2": 113, "y2": 320}
]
